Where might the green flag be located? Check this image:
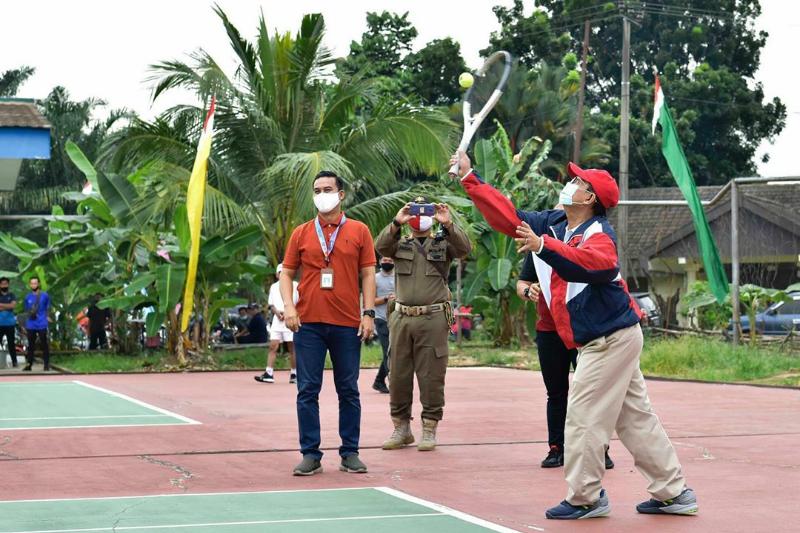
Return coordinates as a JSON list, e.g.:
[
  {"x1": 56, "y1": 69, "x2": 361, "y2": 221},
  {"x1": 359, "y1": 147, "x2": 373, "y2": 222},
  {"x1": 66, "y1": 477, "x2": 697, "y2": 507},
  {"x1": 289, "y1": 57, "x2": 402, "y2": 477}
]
[{"x1": 652, "y1": 76, "x2": 729, "y2": 303}]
